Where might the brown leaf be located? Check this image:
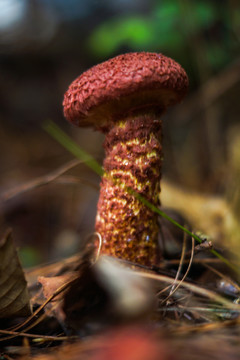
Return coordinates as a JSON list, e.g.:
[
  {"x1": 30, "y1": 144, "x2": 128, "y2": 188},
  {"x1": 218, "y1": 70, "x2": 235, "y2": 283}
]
[
  {"x1": 38, "y1": 272, "x2": 78, "y2": 324},
  {"x1": 0, "y1": 230, "x2": 31, "y2": 318},
  {"x1": 38, "y1": 273, "x2": 77, "y2": 302}
]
